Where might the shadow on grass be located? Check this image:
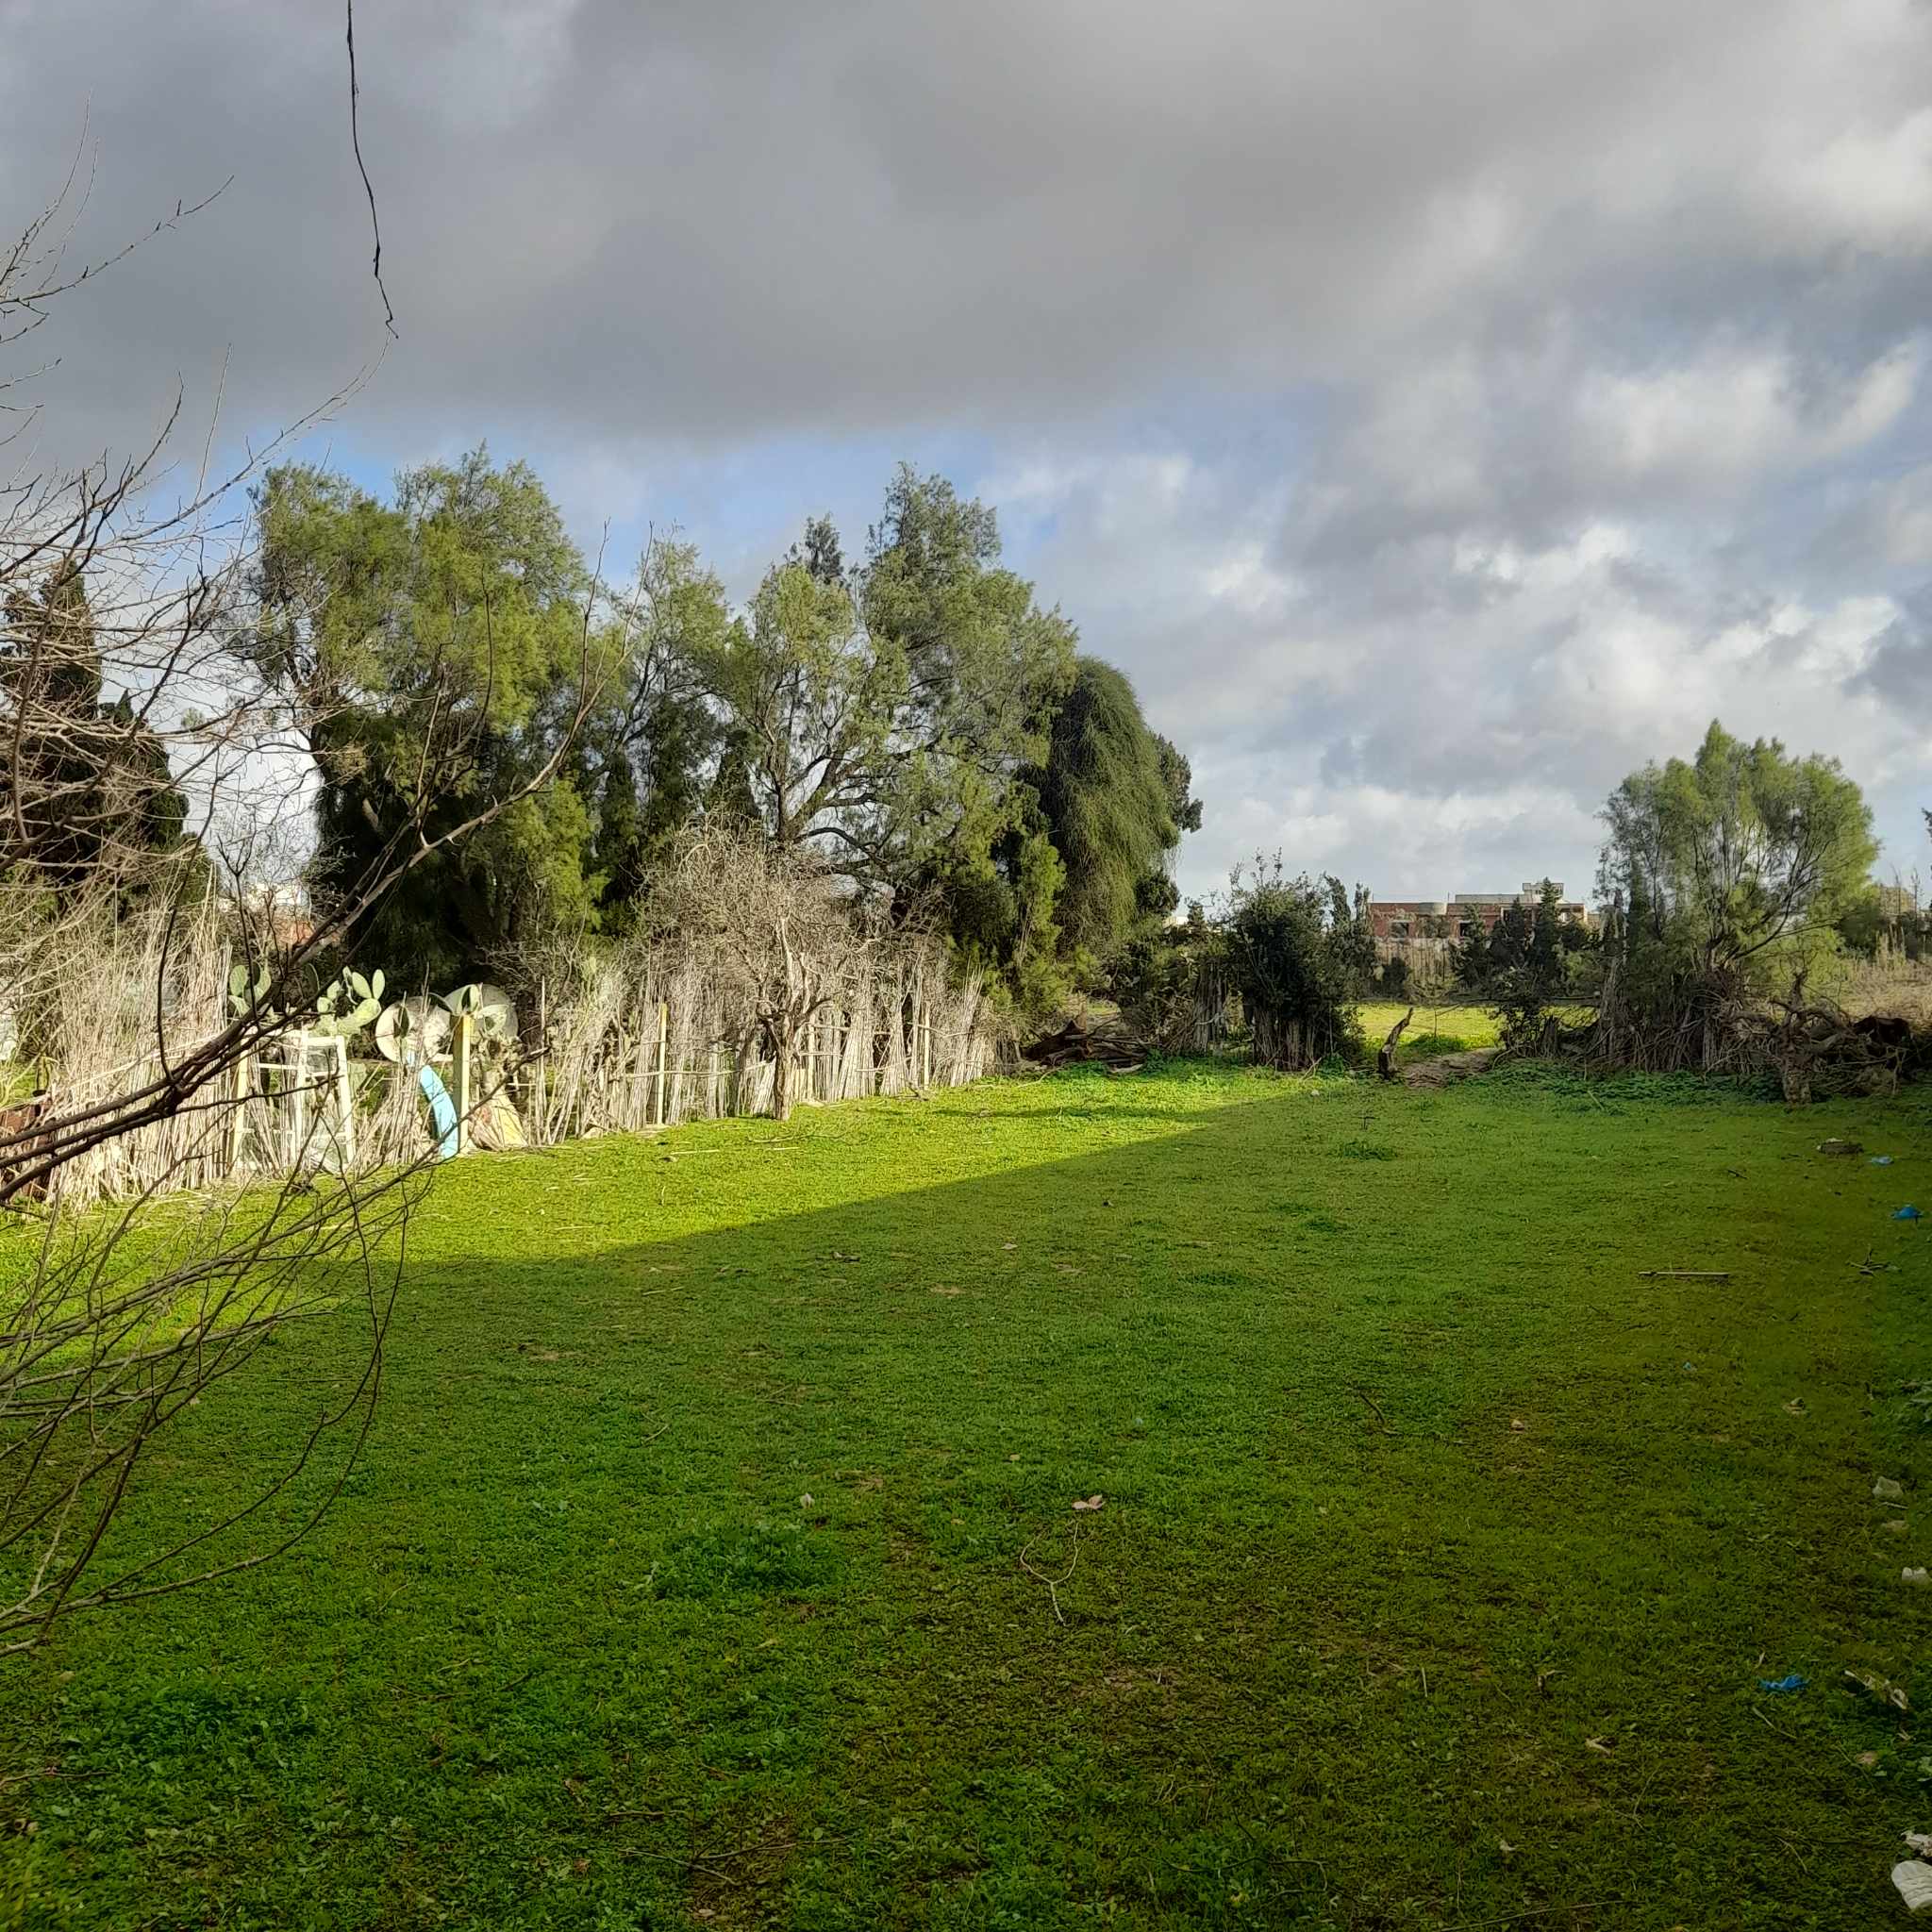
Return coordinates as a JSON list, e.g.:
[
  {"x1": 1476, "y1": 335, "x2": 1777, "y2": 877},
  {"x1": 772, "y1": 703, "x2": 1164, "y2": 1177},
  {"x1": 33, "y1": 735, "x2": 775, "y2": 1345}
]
[{"x1": 8, "y1": 1070, "x2": 1929, "y2": 1930}]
